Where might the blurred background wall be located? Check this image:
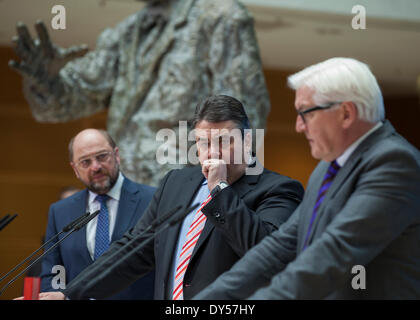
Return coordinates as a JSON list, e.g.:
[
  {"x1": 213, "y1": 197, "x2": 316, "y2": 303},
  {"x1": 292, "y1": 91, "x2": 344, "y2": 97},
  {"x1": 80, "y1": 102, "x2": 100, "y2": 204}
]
[{"x1": 0, "y1": 0, "x2": 419, "y2": 299}]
